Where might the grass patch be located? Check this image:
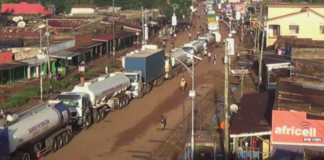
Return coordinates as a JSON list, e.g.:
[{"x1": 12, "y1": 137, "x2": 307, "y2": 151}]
[{"x1": 0, "y1": 80, "x2": 71, "y2": 110}]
